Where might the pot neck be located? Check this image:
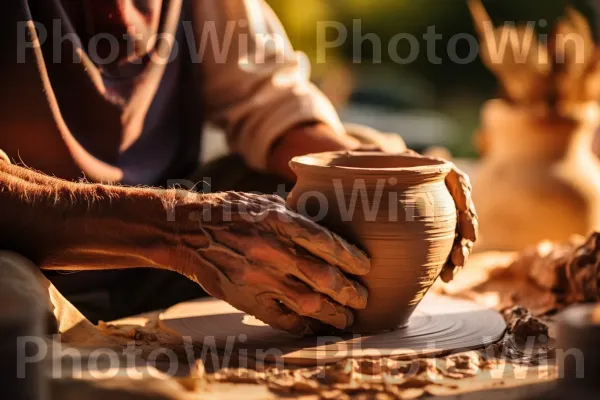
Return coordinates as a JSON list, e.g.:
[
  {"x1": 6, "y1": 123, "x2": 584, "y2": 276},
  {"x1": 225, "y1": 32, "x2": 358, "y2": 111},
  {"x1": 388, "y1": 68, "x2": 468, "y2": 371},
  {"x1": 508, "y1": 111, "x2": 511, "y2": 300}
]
[{"x1": 481, "y1": 100, "x2": 600, "y2": 162}]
